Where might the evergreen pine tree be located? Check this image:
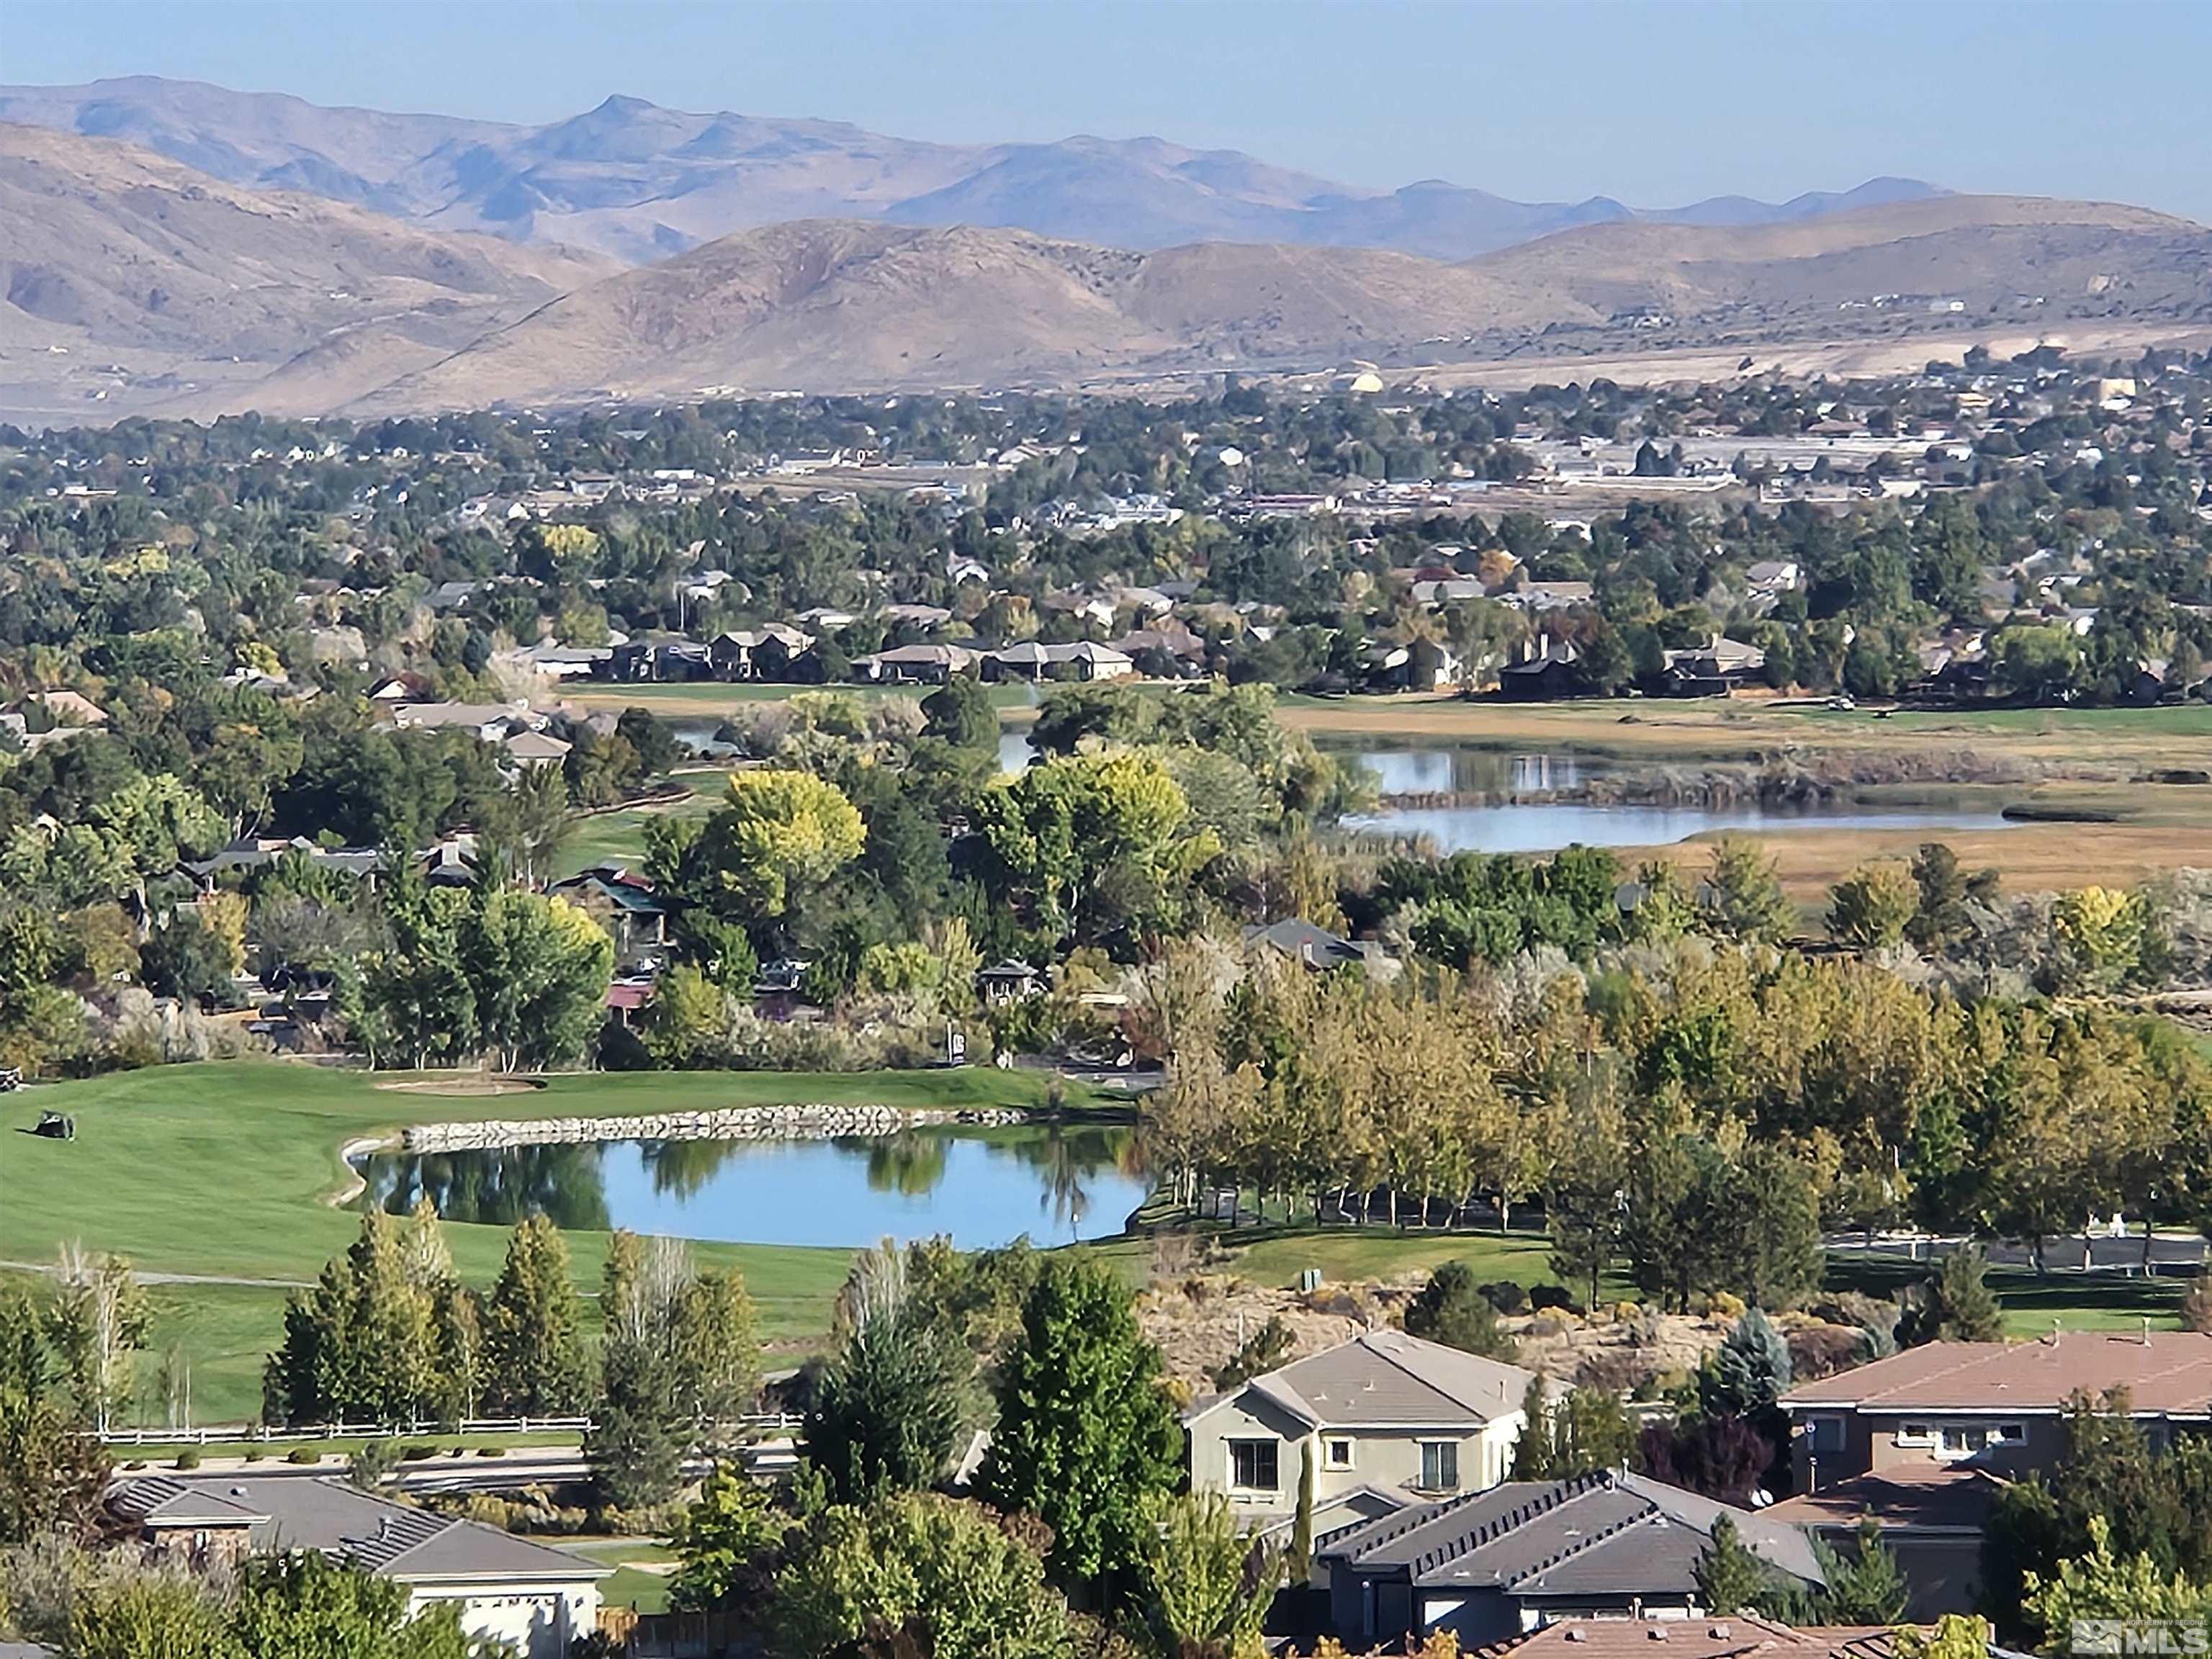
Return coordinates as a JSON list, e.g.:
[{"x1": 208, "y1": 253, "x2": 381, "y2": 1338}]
[
  {"x1": 1817, "y1": 1516, "x2": 1910, "y2": 1623},
  {"x1": 1901, "y1": 1246, "x2": 2005, "y2": 1345},
  {"x1": 1696, "y1": 1515, "x2": 1783, "y2": 1615},
  {"x1": 1510, "y1": 1377, "x2": 1557, "y2": 1480},
  {"x1": 1403, "y1": 1262, "x2": 1514, "y2": 1359},
  {"x1": 482, "y1": 1215, "x2": 588, "y2": 1415},
  {"x1": 1704, "y1": 1309, "x2": 1794, "y2": 1416},
  {"x1": 801, "y1": 1264, "x2": 963, "y2": 1505}
]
